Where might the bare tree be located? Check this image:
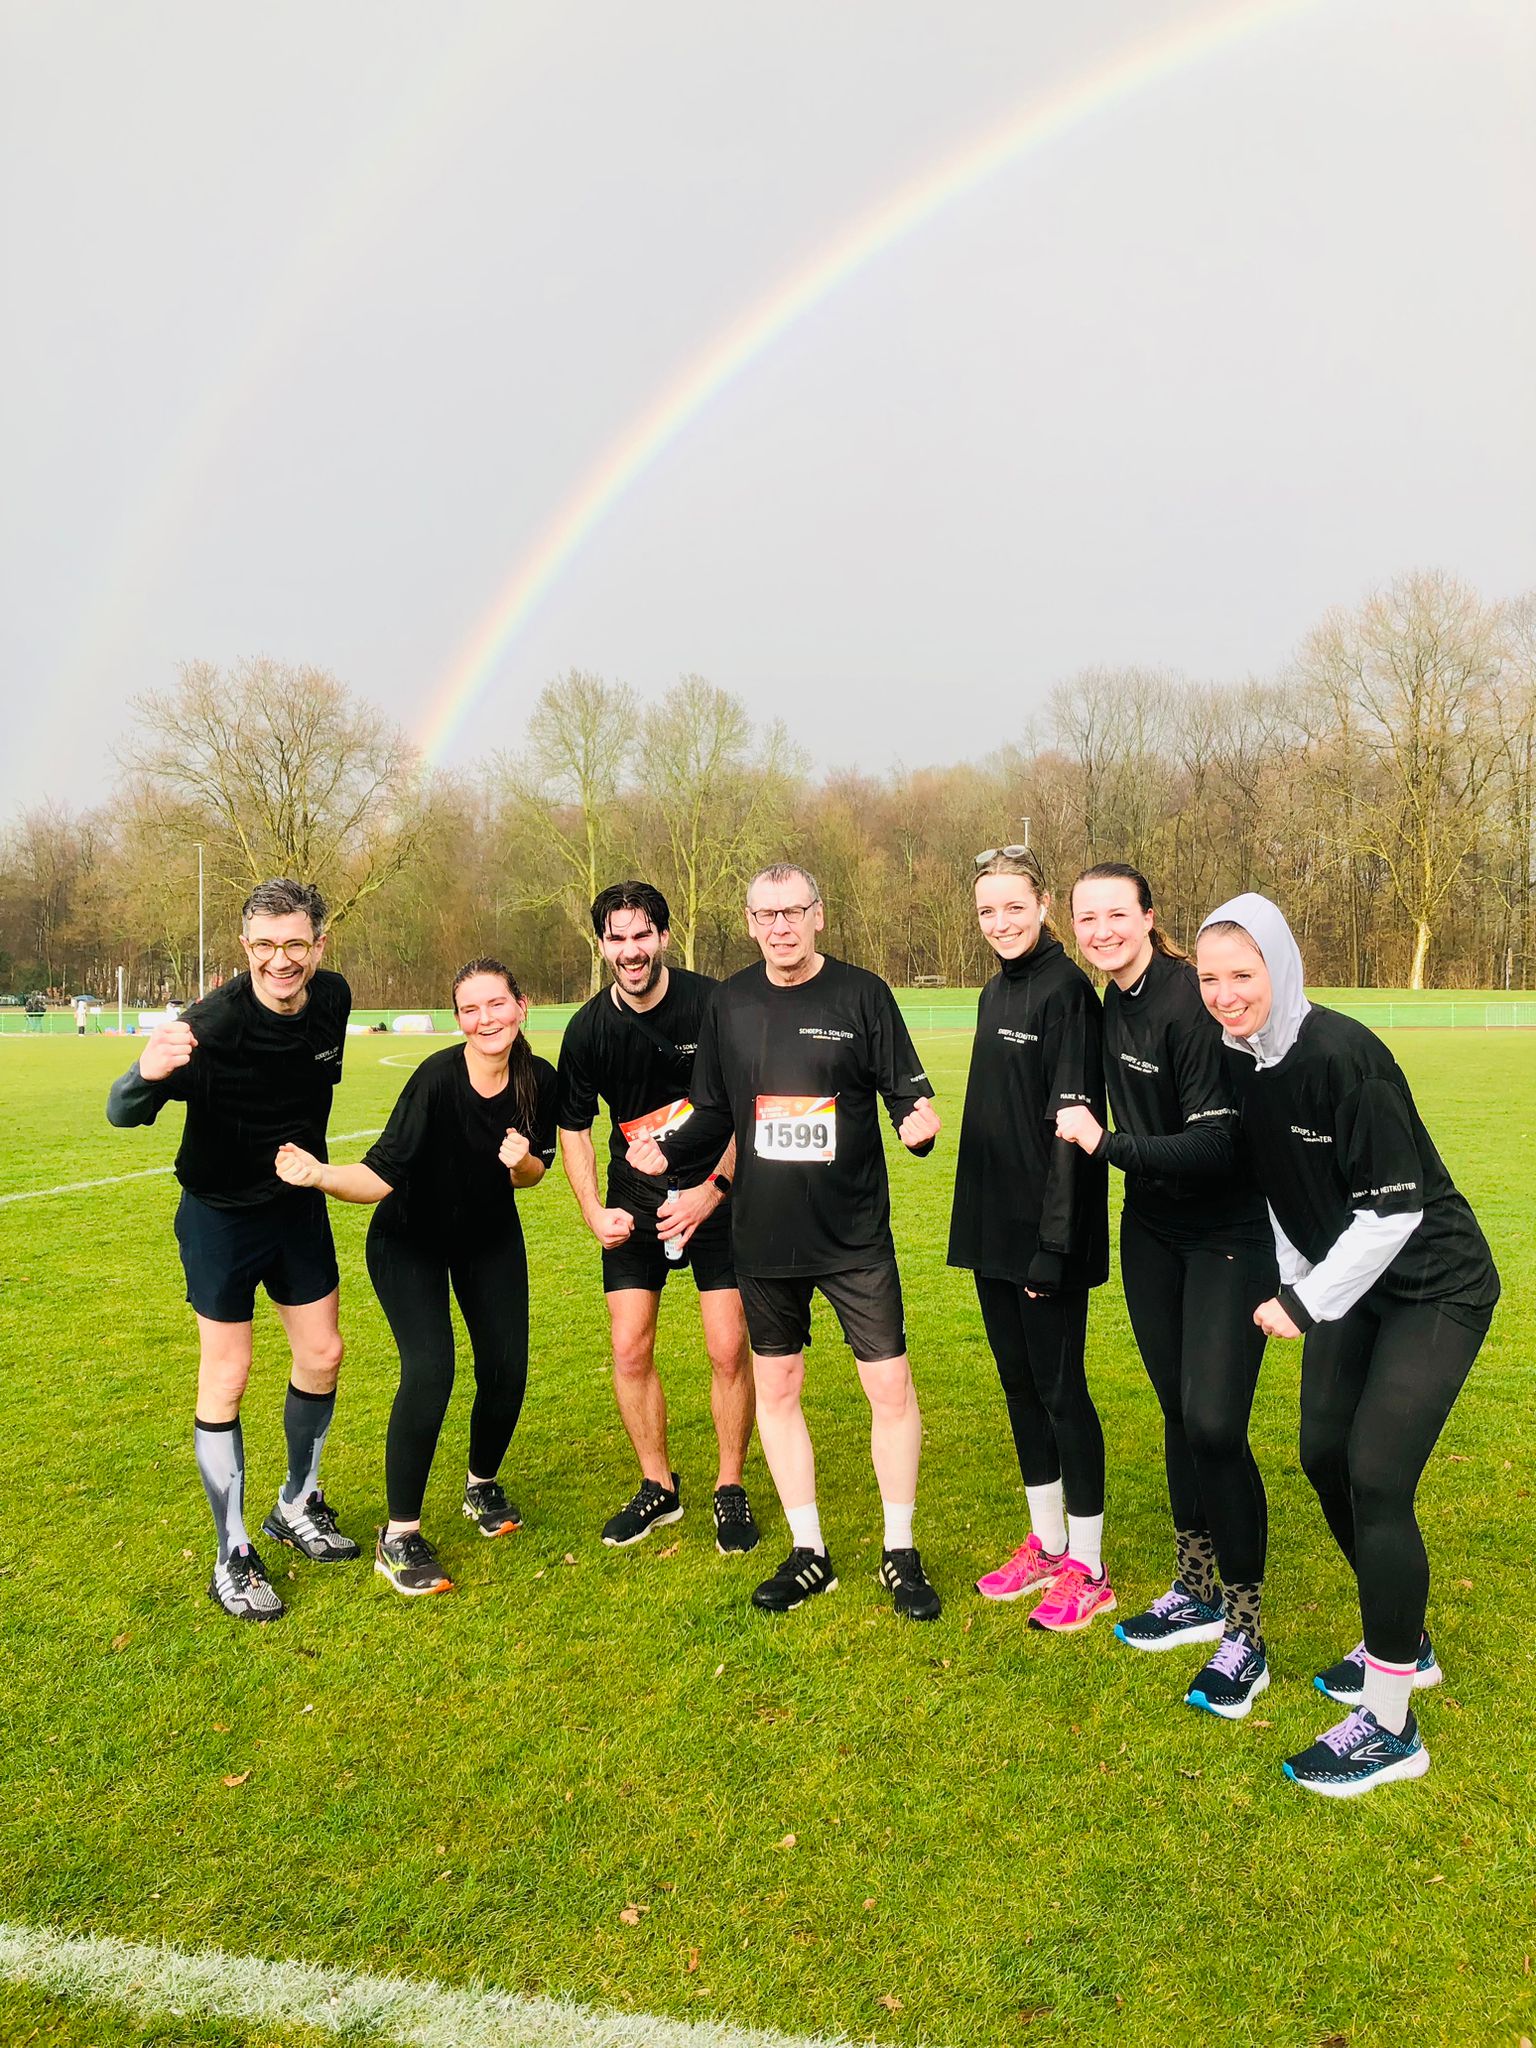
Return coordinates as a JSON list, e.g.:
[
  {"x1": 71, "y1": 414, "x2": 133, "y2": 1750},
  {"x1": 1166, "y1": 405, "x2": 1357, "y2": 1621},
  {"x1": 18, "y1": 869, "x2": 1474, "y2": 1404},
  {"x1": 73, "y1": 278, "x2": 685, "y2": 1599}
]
[{"x1": 120, "y1": 659, "x2": 426, "y2": 928}]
